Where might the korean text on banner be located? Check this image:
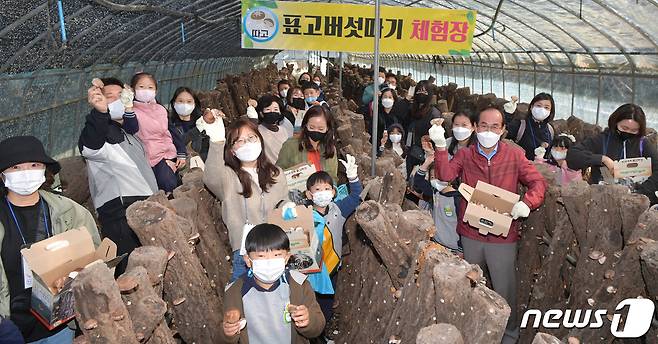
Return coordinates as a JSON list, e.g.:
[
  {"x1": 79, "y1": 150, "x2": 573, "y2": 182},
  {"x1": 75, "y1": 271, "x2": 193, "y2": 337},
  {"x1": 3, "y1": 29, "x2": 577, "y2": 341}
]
[{"x1": 241, "y1": 0, "x2": 476, "y2": 56}]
